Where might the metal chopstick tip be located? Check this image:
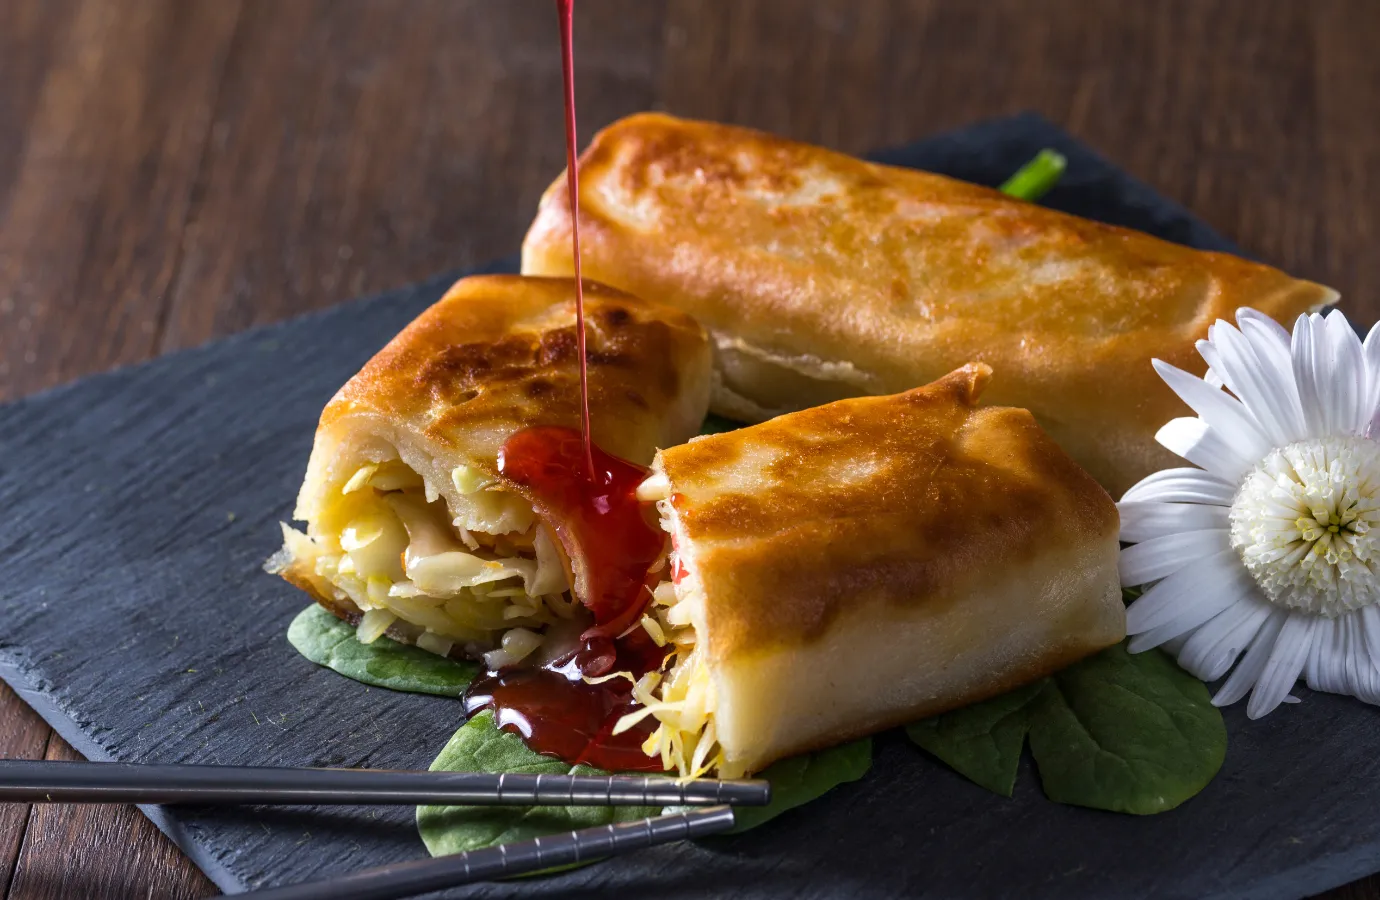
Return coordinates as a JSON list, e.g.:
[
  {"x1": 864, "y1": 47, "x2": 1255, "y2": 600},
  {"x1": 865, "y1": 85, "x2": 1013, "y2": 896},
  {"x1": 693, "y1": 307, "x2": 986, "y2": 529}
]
[{"x1": 694, "y1": 777, "x2": 770, "y2": 807}]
